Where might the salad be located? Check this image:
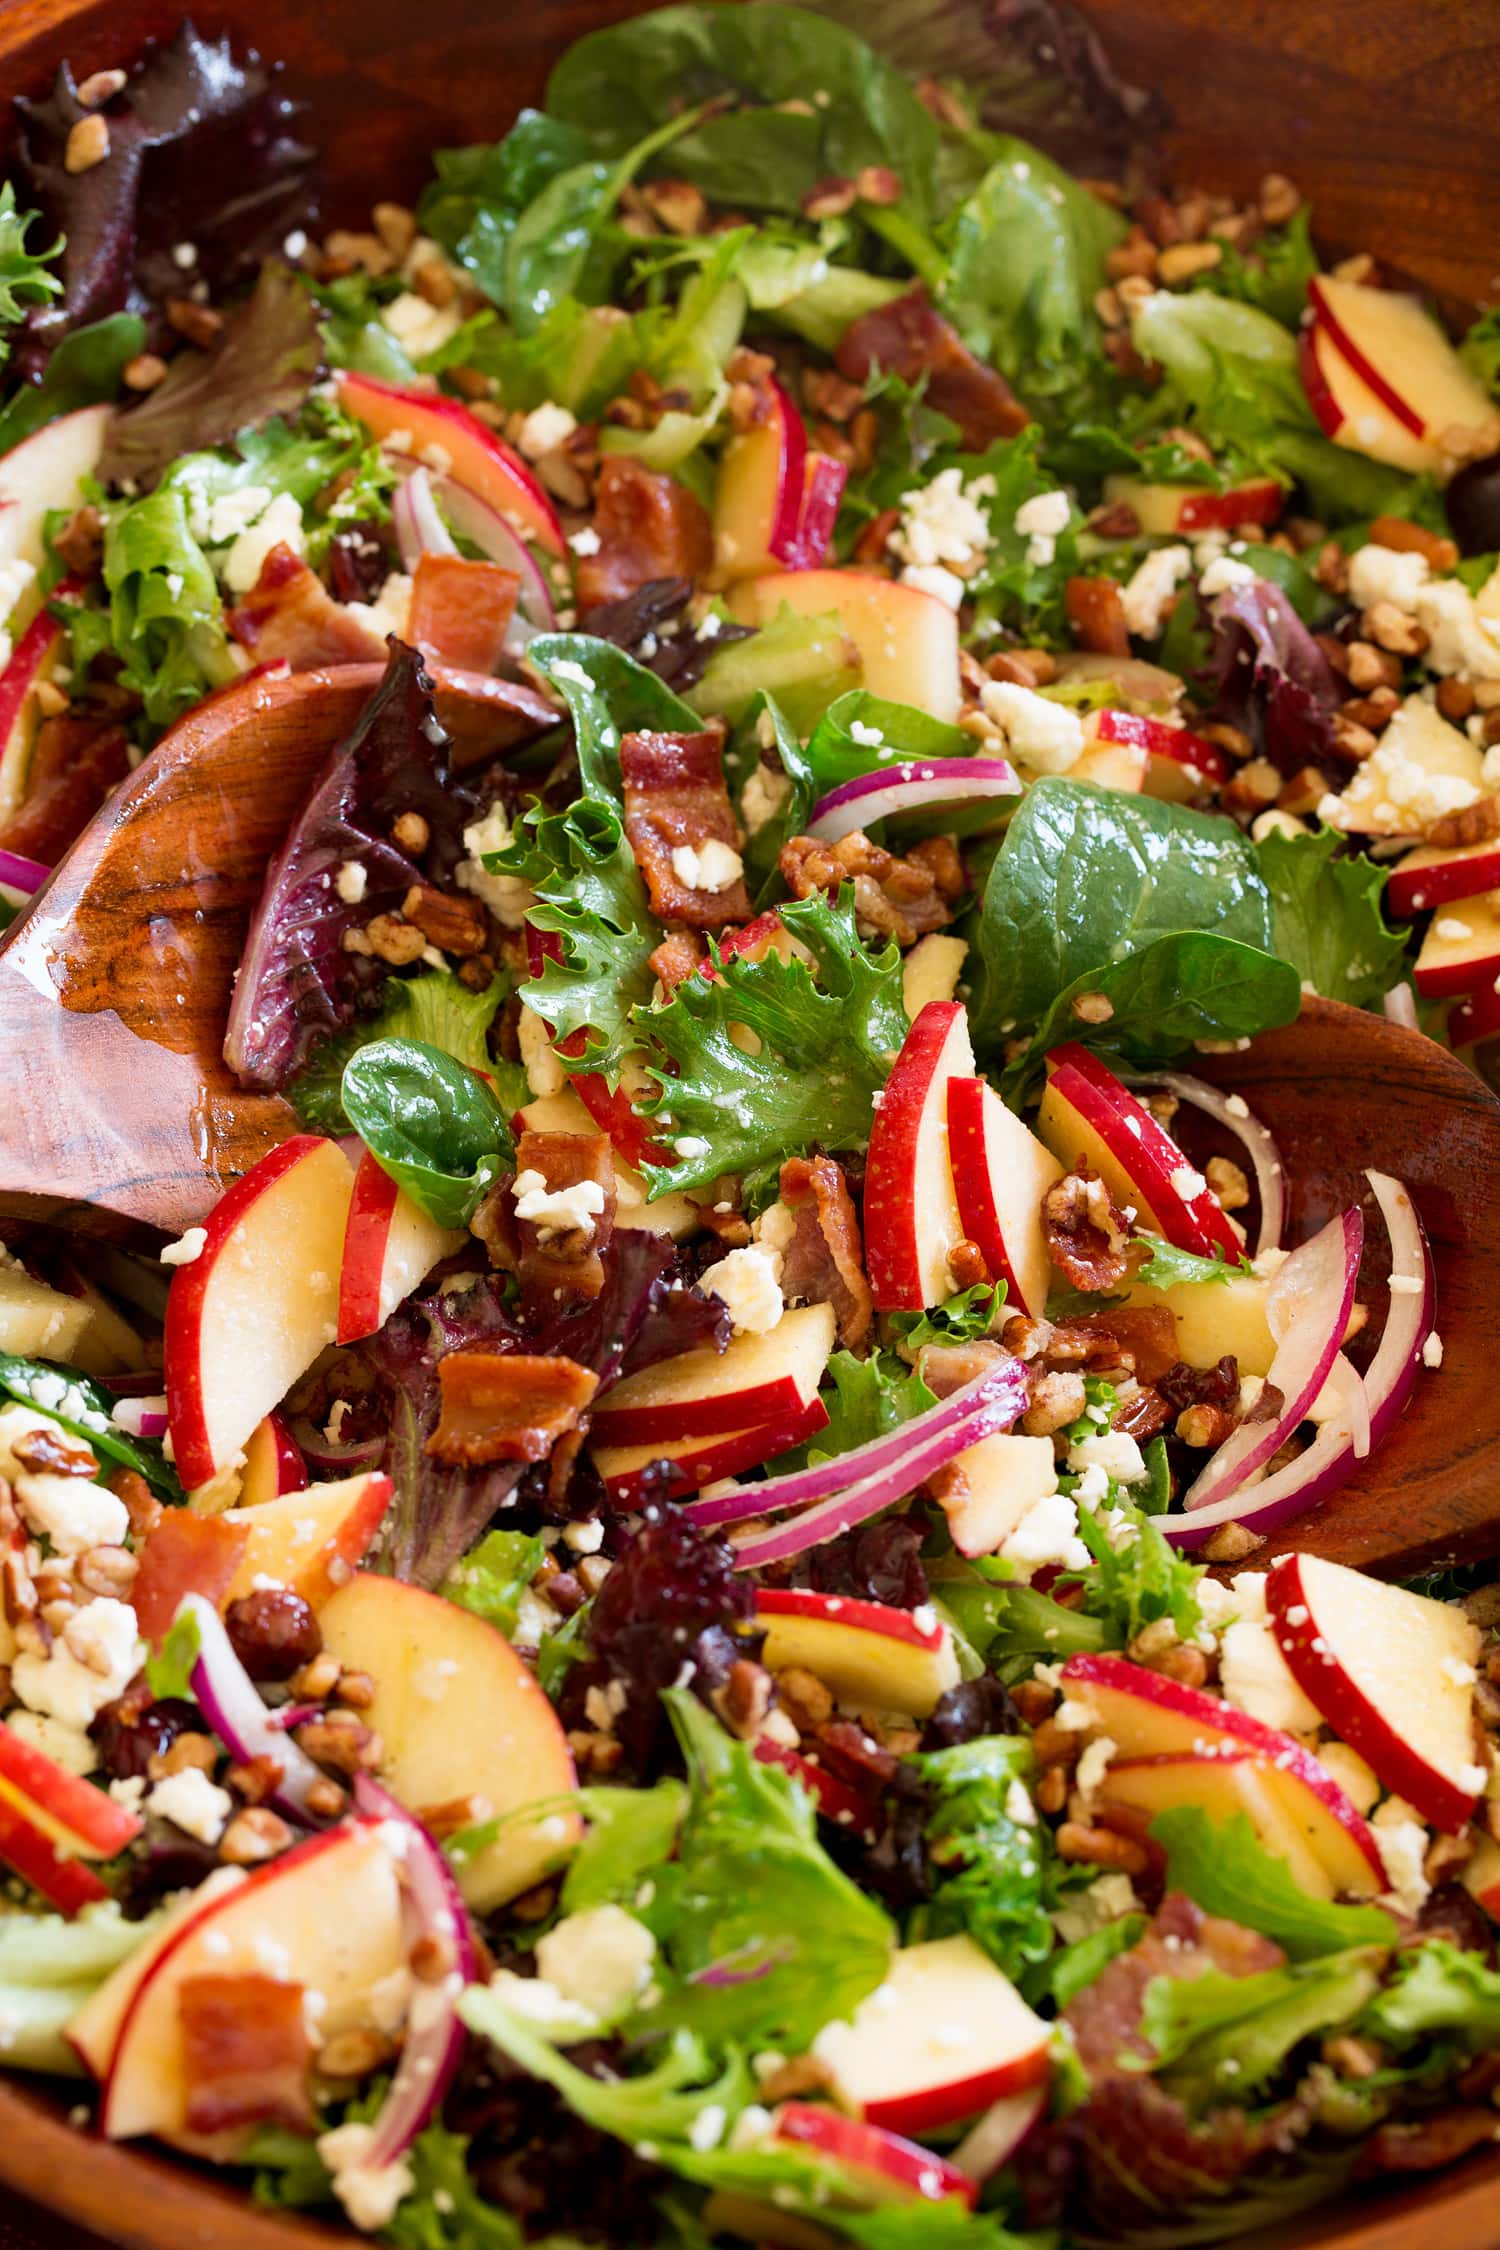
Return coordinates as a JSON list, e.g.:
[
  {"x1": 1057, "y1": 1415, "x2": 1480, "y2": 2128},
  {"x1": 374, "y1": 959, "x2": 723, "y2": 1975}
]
[{"x1": 0, "y1": 6, "x2": 1498, "y2": 2246}]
